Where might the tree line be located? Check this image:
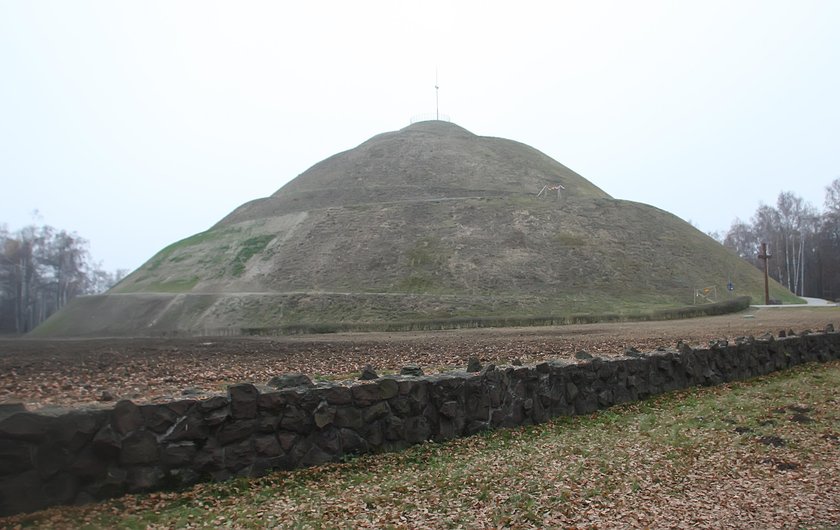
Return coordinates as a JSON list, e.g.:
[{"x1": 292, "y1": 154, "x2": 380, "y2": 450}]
[
  {"x1": 0, "y1": 224, "x2": 126, "y2": 334},
  {"x1": 719, "y1": 178, "x2": 840, "y2": 301}
]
